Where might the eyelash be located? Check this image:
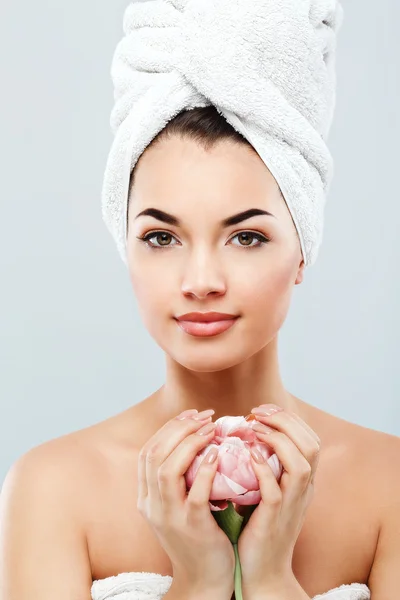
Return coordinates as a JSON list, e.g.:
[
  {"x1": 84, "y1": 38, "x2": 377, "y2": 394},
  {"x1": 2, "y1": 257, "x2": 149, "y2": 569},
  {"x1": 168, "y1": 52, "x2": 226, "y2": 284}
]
[{"x1": 136, "y1": 230, "x2": 271, "y2": 250}]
